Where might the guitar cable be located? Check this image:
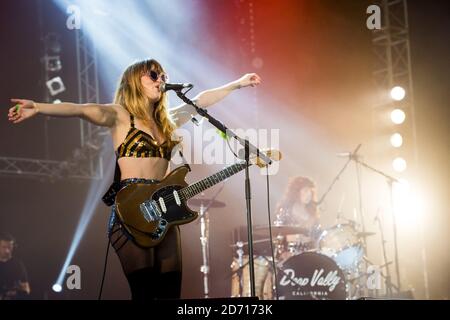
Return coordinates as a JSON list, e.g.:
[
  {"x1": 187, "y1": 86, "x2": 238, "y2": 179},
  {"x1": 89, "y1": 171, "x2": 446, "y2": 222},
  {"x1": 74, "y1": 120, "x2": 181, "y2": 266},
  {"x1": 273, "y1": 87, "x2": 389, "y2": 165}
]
[
  {"x1": 266, "y1": 165, "x2": 279, "y2": 300},
  {"x1": 98, "y1": 236, "x2": 111, "y2": 300}
]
